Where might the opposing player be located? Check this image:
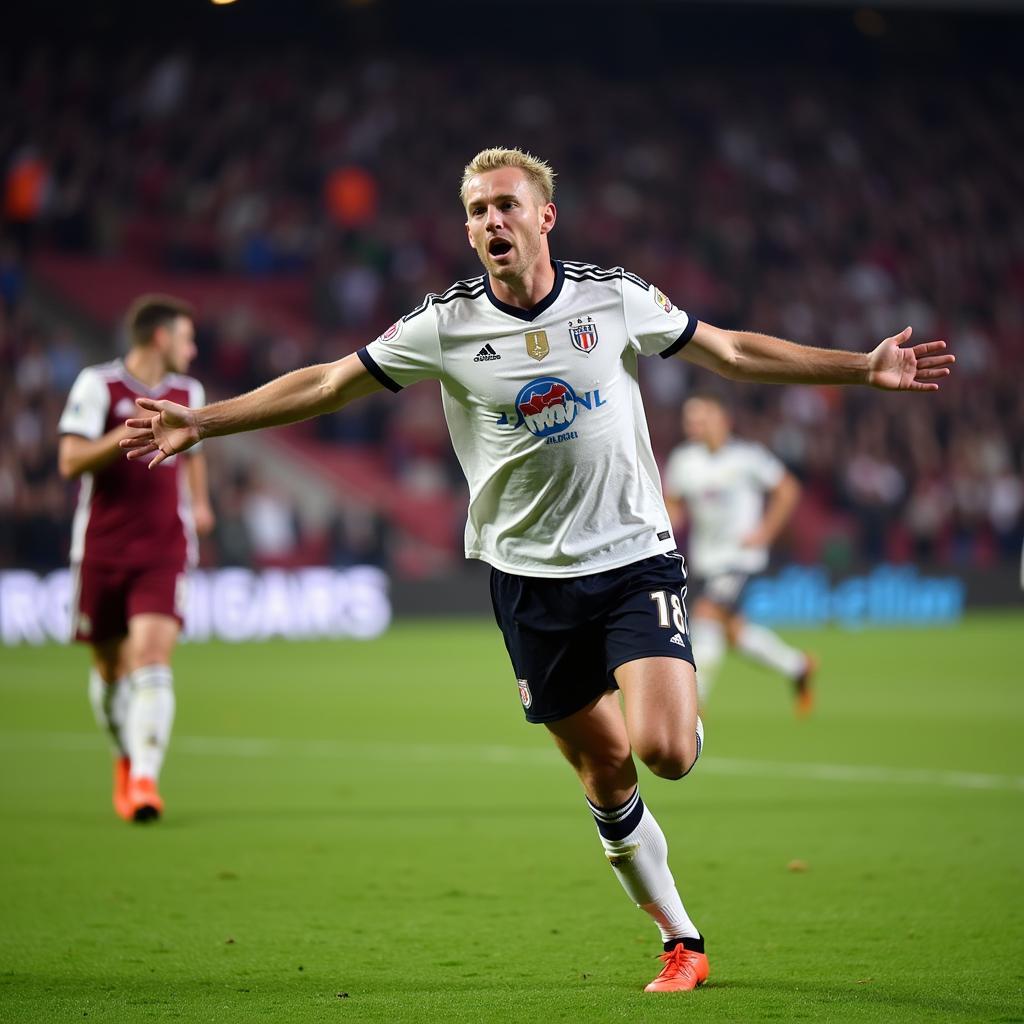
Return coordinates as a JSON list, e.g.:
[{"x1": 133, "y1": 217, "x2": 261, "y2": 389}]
[
  {"x1": 664, "y1": 393, "x2": 816, "y2": 712},
  {"x1": 120, "y1": 149, "x2": 953, "y2": 989},
  {"x1": 59, "y1": 295, "x2": 213, "y2": 823}
]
